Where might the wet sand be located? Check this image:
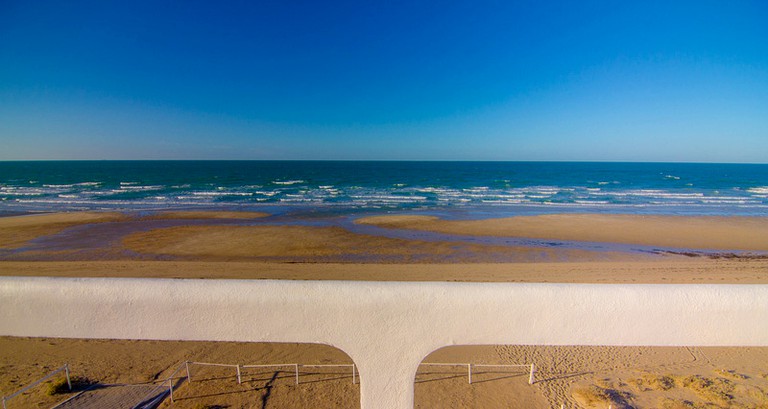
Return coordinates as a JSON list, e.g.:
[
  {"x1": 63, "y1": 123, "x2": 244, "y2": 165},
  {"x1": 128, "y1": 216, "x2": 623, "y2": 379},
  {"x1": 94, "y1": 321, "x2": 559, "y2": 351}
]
[{"x1": 356, "y1": 214, "x2": 768, "y2": 252}]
